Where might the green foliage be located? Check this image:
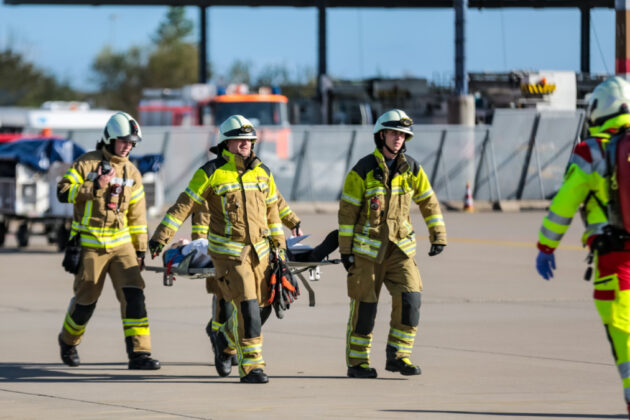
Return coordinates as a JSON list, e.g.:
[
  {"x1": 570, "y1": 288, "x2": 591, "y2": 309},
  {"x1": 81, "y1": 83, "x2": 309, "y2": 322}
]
[
  {"x1": 0, "y1": 48, "x2": 78, "y2": 107},
  {"x1": 90, "y1": 6, "x2": 200, "y2": 111},
  {"x1": 227, "y1": 60, "x2": 252, "y2": 85},
  {"x1": 146, "y1": 42, "x2": 198, "y2": 88},
  {"x1": 152, "y1": 7, "x2": 194, "y2": 47},
  {"x1": 90, "y1": 46, "x2": 145, "y2": 113}
]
